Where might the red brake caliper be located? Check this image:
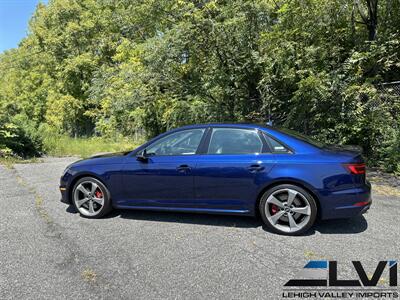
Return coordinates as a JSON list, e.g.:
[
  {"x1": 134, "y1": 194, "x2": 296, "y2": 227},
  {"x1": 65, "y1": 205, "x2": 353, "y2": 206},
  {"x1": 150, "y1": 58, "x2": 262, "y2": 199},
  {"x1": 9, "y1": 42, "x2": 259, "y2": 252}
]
[
  {"x1": 271, "y1": 204, "x2": 279, "y2": 215},
  {"x1": 95, "y1": 190, "x2": 103, "y2": 198}
]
